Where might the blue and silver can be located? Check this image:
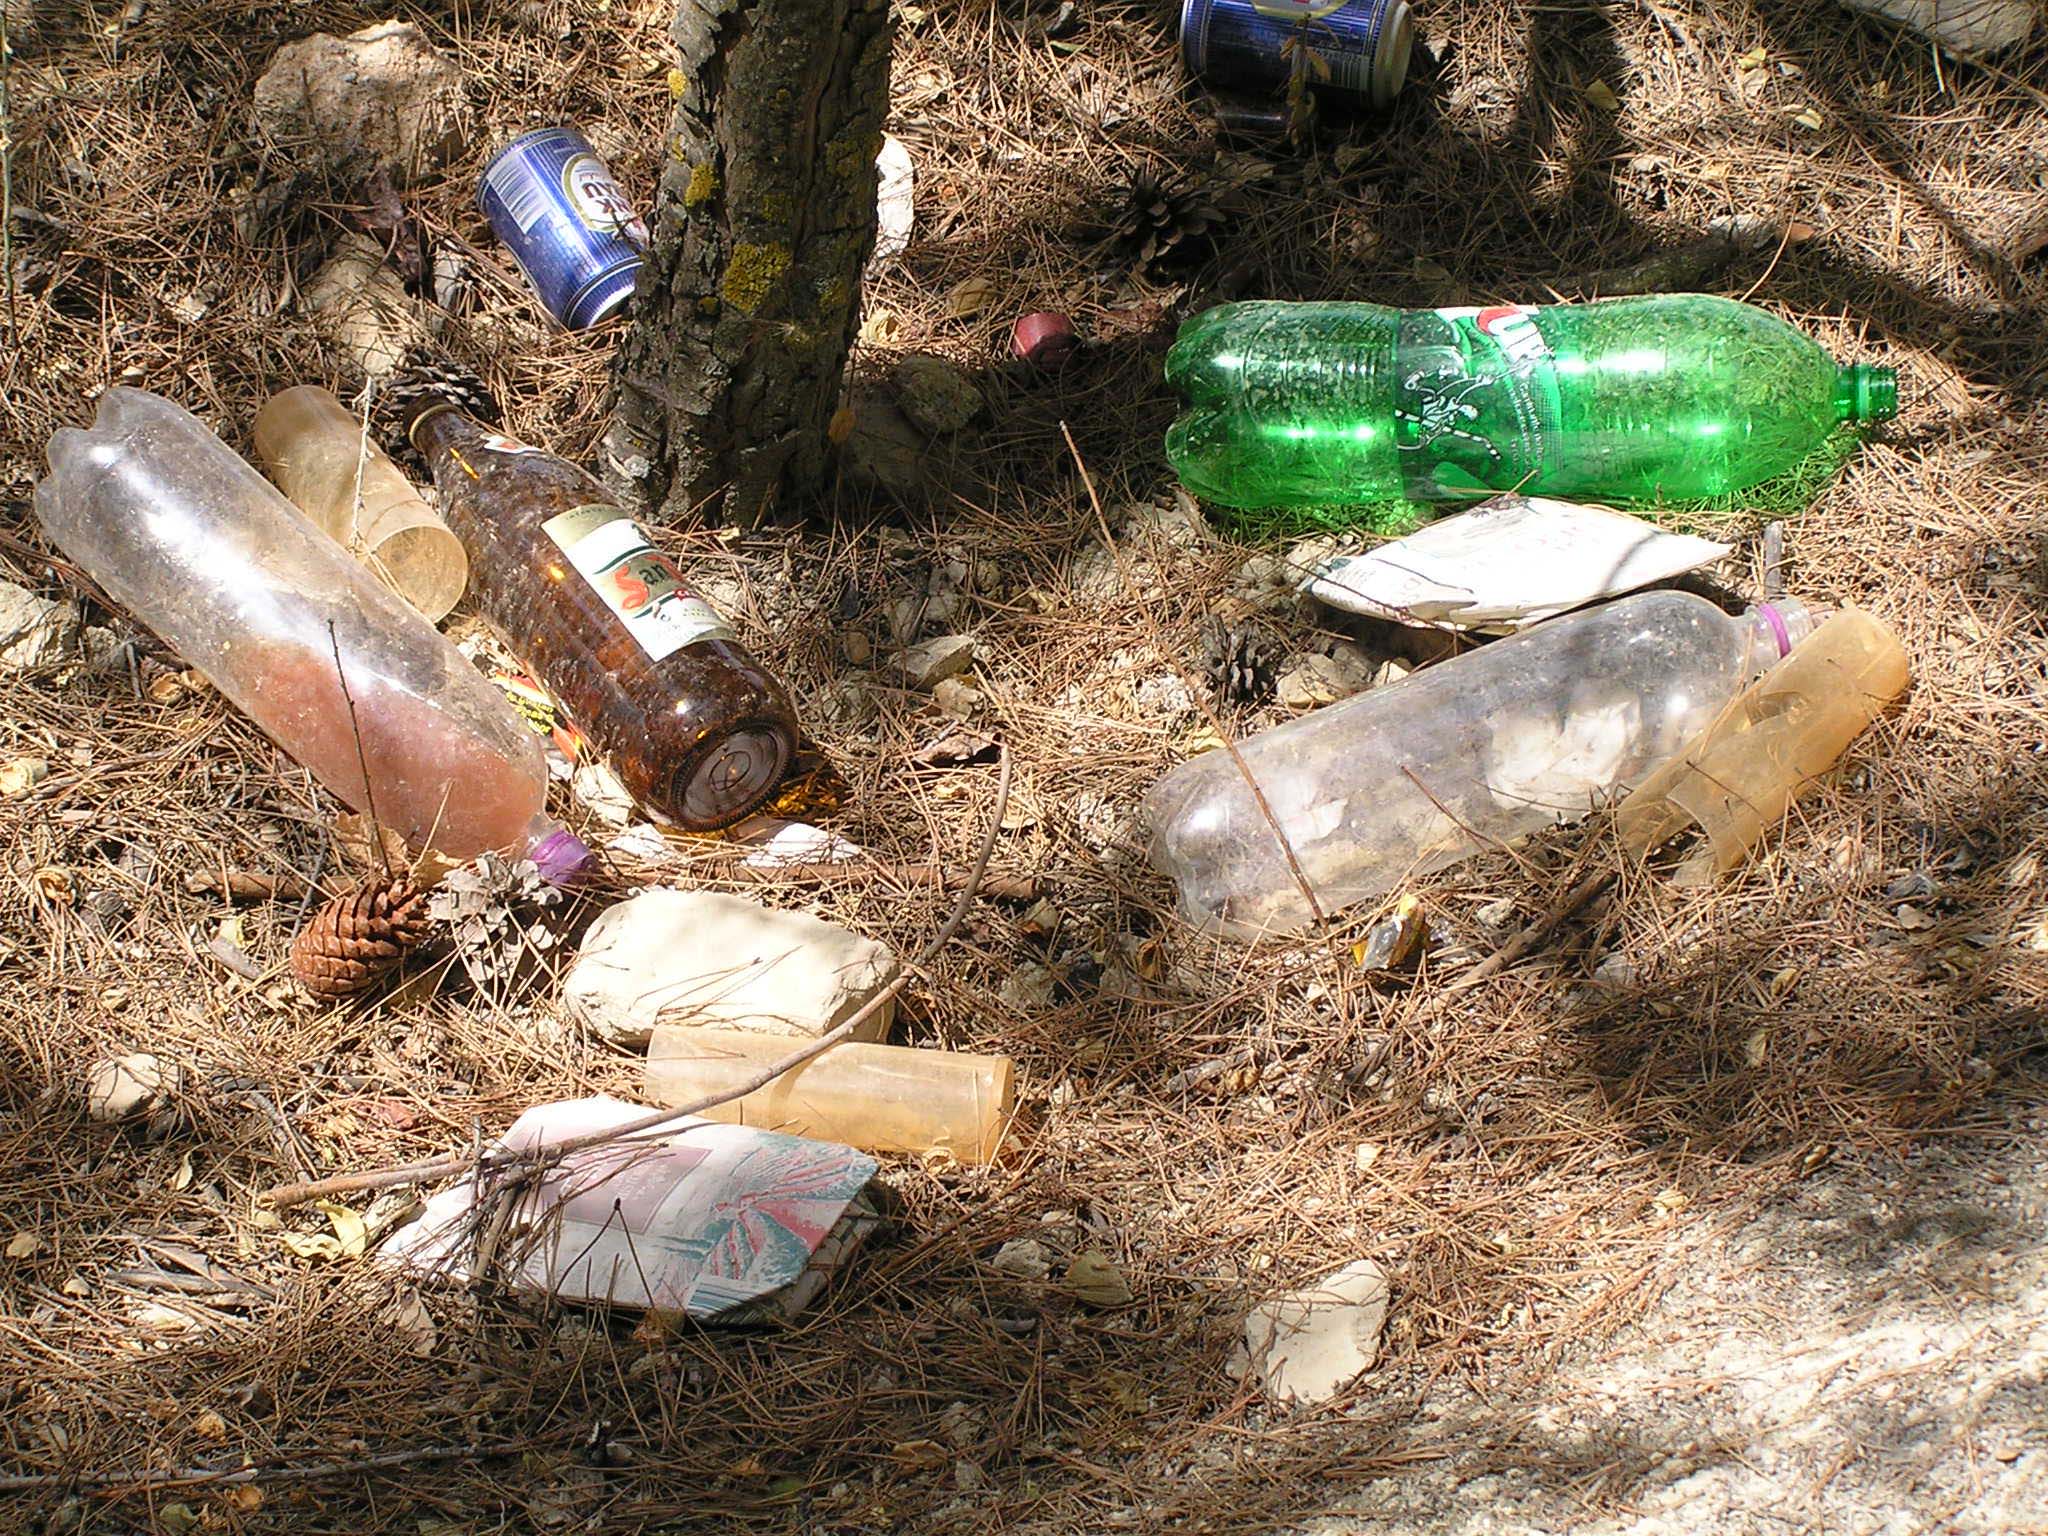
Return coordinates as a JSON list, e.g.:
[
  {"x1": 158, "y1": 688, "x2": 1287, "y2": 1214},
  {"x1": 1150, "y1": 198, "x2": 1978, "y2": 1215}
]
[
  {"x1": 478, "y1": 127, "x2": 649, "y2": 330},
  {"x1": 1181, "y1": 0, "x2": 1414, "y2": 110}
]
